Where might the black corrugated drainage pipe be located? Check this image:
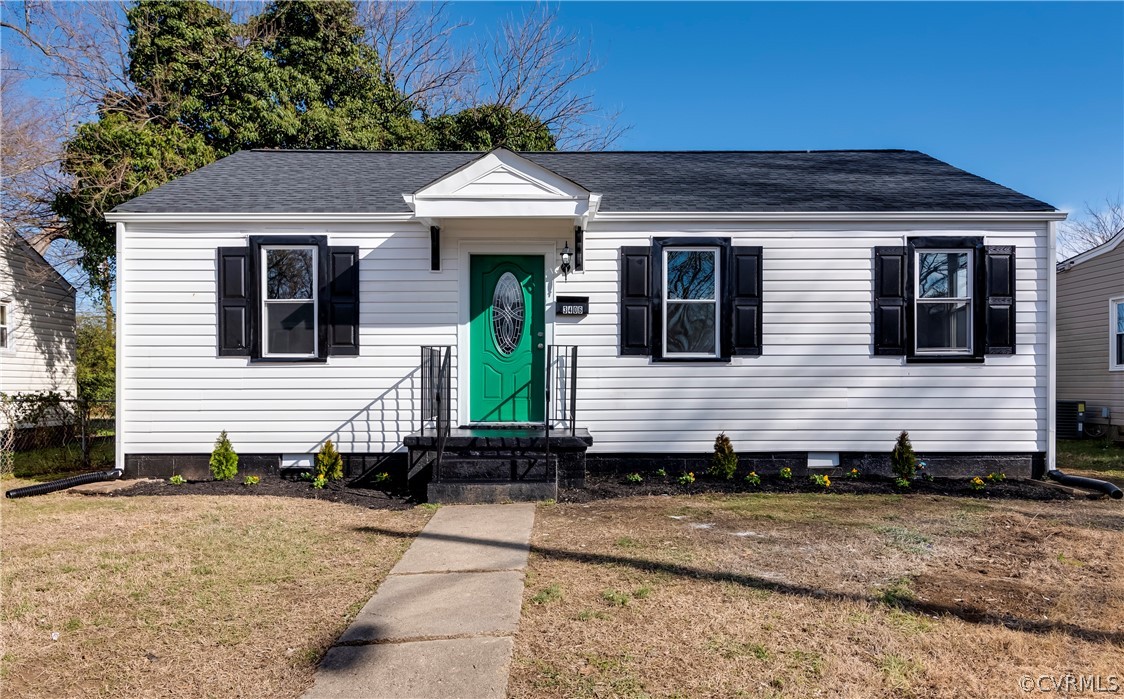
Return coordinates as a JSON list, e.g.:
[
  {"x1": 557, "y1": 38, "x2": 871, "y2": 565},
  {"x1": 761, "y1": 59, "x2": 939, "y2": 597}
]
[
  {"x1": 1046, "y1": 469, "x2": 1123, "y2": 500},
  {"x1": 5, "y1": 469, "x2": 123, "y2": 499}
]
